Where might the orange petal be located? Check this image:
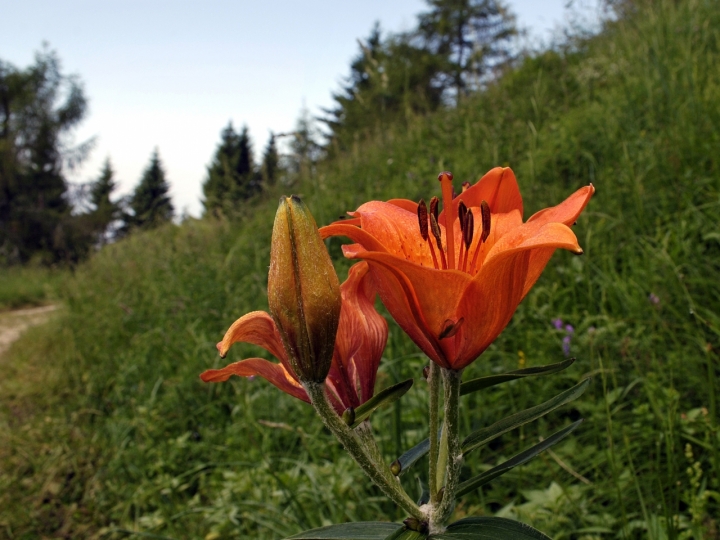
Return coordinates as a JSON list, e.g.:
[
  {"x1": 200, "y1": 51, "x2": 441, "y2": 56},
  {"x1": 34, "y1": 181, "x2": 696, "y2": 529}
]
[
  {"x1": 440, "y1": 167, "x2": 523, "y2": 225},
  {"x1": 352, "y1": 201, "x2": 435, "y2": 267},
  {"x1": 340, "y1": 262, "x2": 388, "y2": 404},
  {"x1": 484, "y1": 222, "x2": 581, "y2": 264},
  {"x1": 452, "y1": 250, "x2": 531, "y2": 368},
  {"x1": 387, "y1": 199, "x2": 419, "y2": 213},
  {"x1": 319, "y1": 222, "x2": 389, "y2": 253},
  {"x1": 216, "y1": 311, "x2": 287, "y2": 362},
  {"x1": 366, "y1": 260, "x2": 451, "y2": 367},
  {"x1": 526, "y1": 185, "x2": 595, "y2": 228},
  {"x1": 359, "y1": 252, "x2": 470, "y2": 339},
  {"x1": 200, "y1": 358, "x2": 309, "y2": 403}
]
